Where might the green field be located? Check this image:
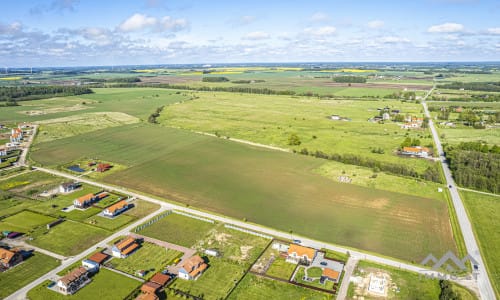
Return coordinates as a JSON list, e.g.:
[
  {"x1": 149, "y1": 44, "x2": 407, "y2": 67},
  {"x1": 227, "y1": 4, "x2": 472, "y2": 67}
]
[
  {"x1": 31, "y1": 124, "x2": 456, "y2": 262},
  {"x1": 0, "y1": 210, "x2": 55, "y2": 232},
  {"x1": 160, "y1": 92, "x2": 434, "y2": 174},
  {"x1": 170, "y1": 257, "x2": 248, "y2": 300},
  {"x1": 109, "y1": 241, "x2": 182, "y2": 280},
  {"x1": 85, "y1": 214, "x2": 135, "y2": 231},
  {"x1": 0, "y1": 252, "x2": 60, "y2": 299},
  {"x1": 137, "y1": 213, "x2": 216, "y2": 247},
  {"x1": 266, "y1": 256, "x2": 297, "y2": 280},
  {"x1": 461, "y1": 191, "x2": 500, "y2": 297},
  {"x1": 228, "y1": 273, "x2": 333, "y2": 300},
  {"x1": 27, "y1": 268, "x2": 140, "y2": 300},
  {"x1": 28, "y1": 220, "x2": 111, "y2": 256}
]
